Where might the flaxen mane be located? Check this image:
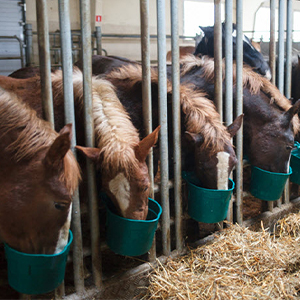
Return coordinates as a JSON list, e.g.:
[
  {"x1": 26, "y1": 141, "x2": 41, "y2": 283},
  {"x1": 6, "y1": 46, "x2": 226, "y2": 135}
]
[
  {"x1": 180, "y1": 55, "x2": 300, "y2": 133},
  {"x1": 106, "y1": 63, "x2": 230, "y2": 153},
  {"x1": 51, "y1": 69, "x2": 140, "y2": 176},
  {"x1": 0, "y1": 87, "x2": 80, "y2": 195}
]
